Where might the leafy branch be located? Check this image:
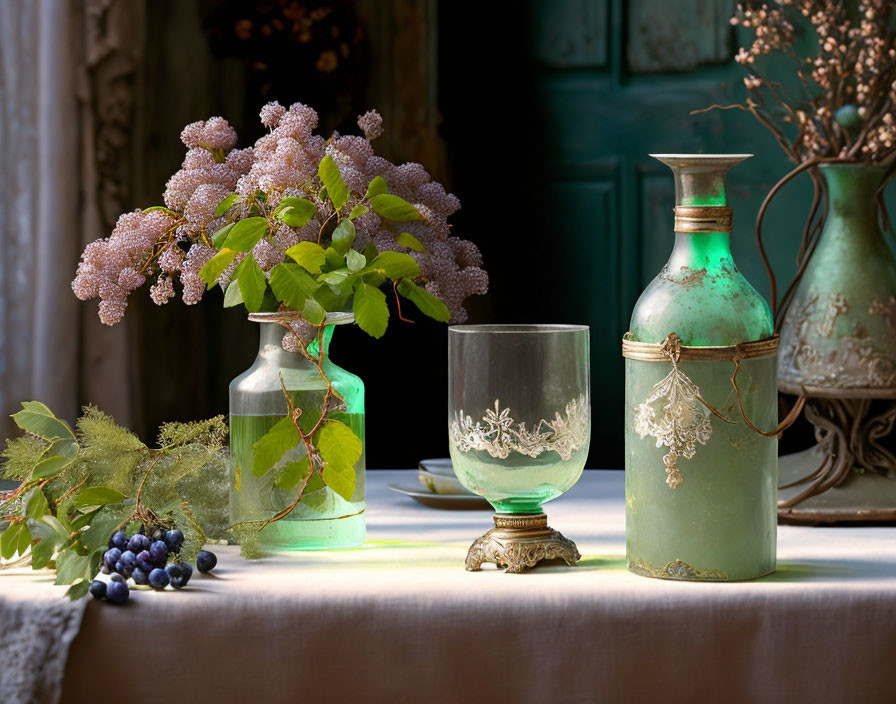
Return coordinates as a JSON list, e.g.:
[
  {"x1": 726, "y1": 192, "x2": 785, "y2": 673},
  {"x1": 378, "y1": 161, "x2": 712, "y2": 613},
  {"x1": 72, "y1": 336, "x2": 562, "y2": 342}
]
[{"x1": 0, "y1": 403, "x2": 228, "y2": 599}]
